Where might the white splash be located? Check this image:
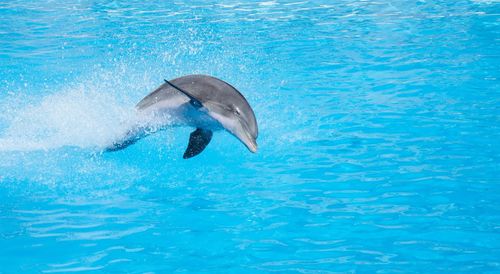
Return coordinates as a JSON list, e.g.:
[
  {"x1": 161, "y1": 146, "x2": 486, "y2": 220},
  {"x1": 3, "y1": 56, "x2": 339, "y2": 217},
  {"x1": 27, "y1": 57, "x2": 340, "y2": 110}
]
[{"x1": 0, "y1": 85, "x2": 139, "y2": 152}]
